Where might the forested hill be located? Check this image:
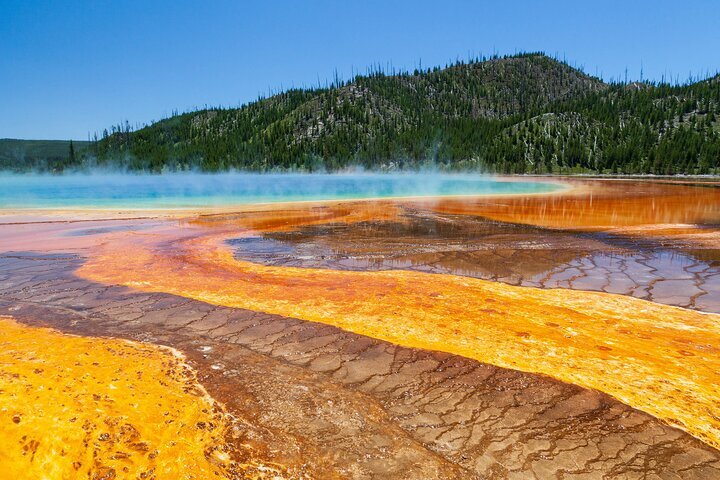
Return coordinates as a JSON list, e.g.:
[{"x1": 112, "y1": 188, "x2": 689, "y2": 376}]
[
  {"x1": 0, "y1": 139, "x2": 88, "y2": 171},
  {"x1": 37, "y1": 53, "x2": 720, "y2": 174}
]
